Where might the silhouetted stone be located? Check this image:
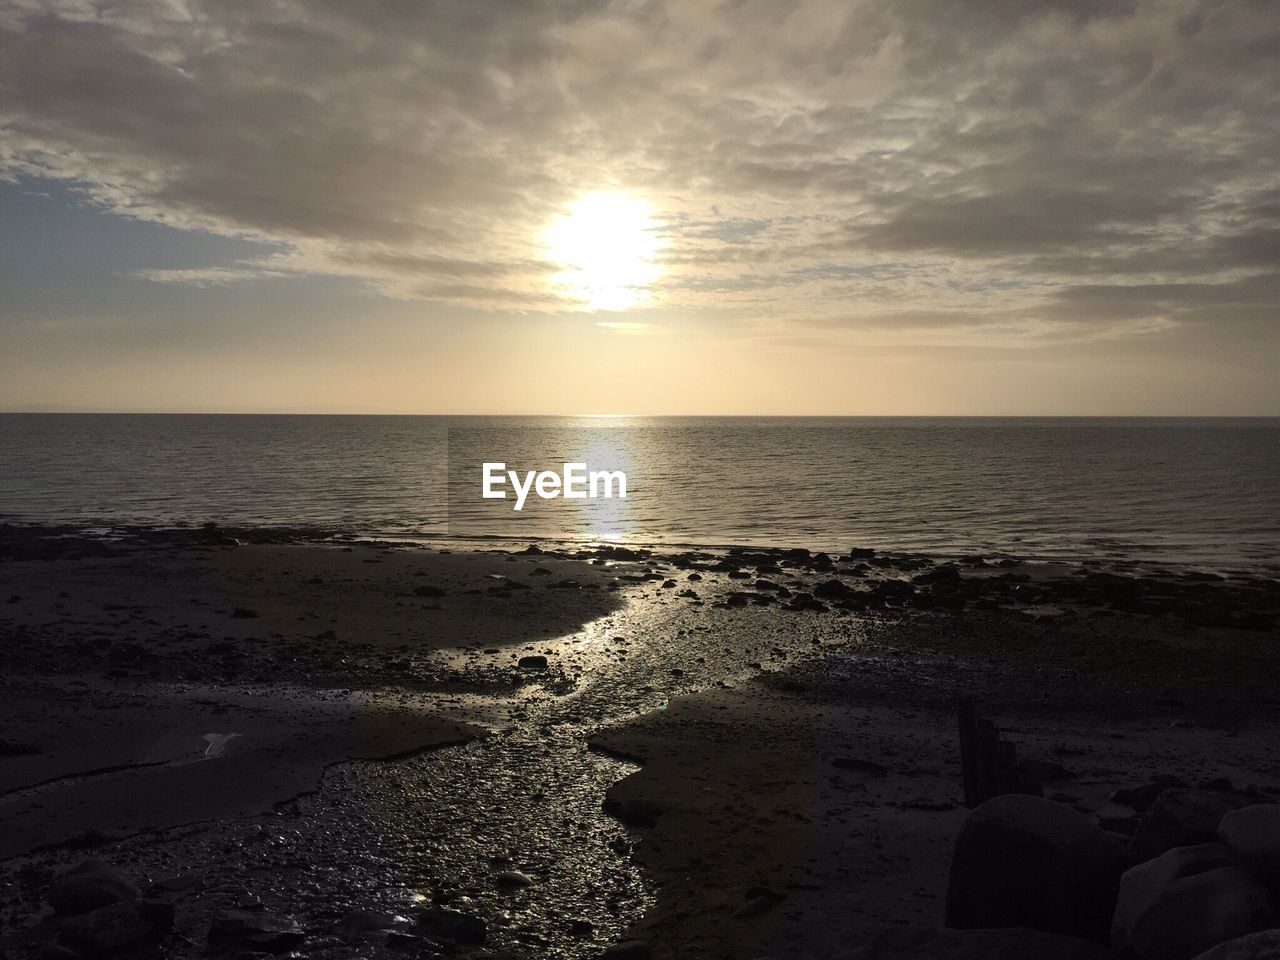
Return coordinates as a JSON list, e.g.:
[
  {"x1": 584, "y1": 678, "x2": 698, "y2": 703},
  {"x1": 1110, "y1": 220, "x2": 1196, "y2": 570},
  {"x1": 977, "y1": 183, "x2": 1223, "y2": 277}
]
[
  {"x1": 813, "y1": 579, "x2": 851, "y2": 599},
  {"x1": 58, "y1": 900, "x2": 173, "y2": 956},
  {"x1": 495, "y1": 869, "x2": 533, "y2": 888},
  {"x1": 517, "y1": 655, "x2": 548, "y2": 670},
  {"x1": 1113, "y1": 843, "x2": 1237, "y2": 951},
  {"x1": 1112, "y1": 852, "x2": 1274, "y2": 960},
  {"x1": 1190, "y1": 930, "x2": 1280, "y2": 960},
  {"x1": 915, "y1": 564, "x2": 963, "y2": 584},
  {"x1": 208, "y1": 908, "x2": 305, "y2": 954},
  {"x1": 46, "y1": 860, "x2": 138, "y2": 917},
  {"x1": 946, "y1": 795, "x2": 1124, "y2": 943},
  {"x1": 1112, "y1": 781, "x2": 1180, "y2": 814},
  {"x1": 334, "y1": 909, "x2": 399, "y2": 943},
  {"x1": 1131, "y1": 790, "x2": 1250, "y2": 864},
  {"x1": 603, "y1": 793, "x2": 664, "y2": 827},
  {"x1": 1218, "y1": 804, "x2": 1280, "y2": 885}
]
